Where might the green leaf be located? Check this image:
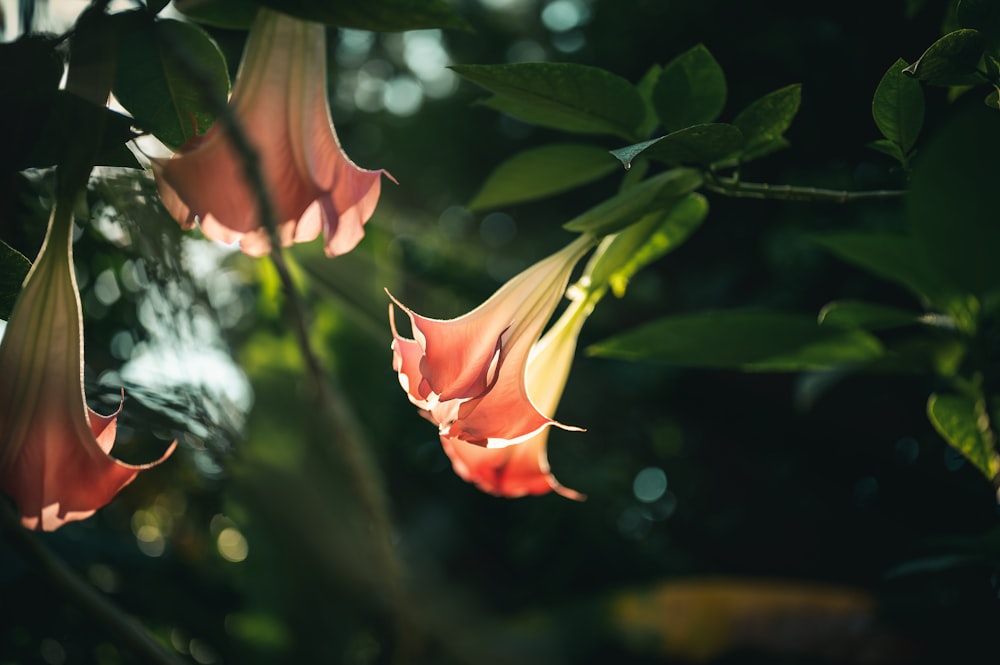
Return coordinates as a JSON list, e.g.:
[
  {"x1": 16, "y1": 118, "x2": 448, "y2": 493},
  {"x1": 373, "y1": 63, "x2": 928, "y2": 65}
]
[
  {"x1": 113, "y1": 14, "x2": 230, "y2": 150},
  {"x1": 611, "y1": 124, "x2": 744, "y2": 168},
  {"x1": 563, "y1": 168, "x2": 703, "y2": 236},
  {"x1": 24, "y1": 92, "x2": 139, "y2": 169},
  {"x1": 454, "y1": 63, "x2": 646, "y2": 140},
  {"x1": 732, "y1": 84, "x2": 802, "y2": 154},
  {"x1": 0, "y1": 240, "x2": 30, "y2": 320},
  {"x1": 958, "y1": 0, "x2": 1000, "y2": 49},
  {"x1": 907, "y1": 104, "x2": 1000, "y2": 297},
  {"x1": 0, "y1": 35, "x2": 65, "y2": 171},
  {"x1": 587, "y1": 310, "x2": 884, "y2": 371},
  {"x1": 634, "y1": 64, "x2": 663, "y2": 139},
  {"x1": 585, "y1": 193, "x2": 708, "y2": 297},
  {"x1": 927, "y1": 393, "x2": 1000, "y2": 482},
  {"x1": 652, "y1": 44, "x2": 727, "y2": 132},
  {"x1": 904, "y1": 29, "x2": 985, "y2": 86},
  {"x1": 817, "y1": 300, "x2": 922, "y2": 330},
  {"x1": 172, "y1": 0, "x2": 260, "y2": 29},
  {"x1": 467, "y1": 144, "x2": 618, "y2": 211},
  {"x1": 262, "y1": 0, "x2": 470, "y2": 30},
  {"x1": 146, "y1": 0, "x2": 172, "y2": 13},
  {"x1": 867, "y1": 138, "x2": 907, "y2": 163},
  {"x1": 872, "y1": 59, "x2": 925, "y2": 154},
  {"x1": 985, "y1": 85, "x2": 1000, "y2": 110},
  {"x1": 814, "y1": 232, "x2": 957, "y2": 311}
]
